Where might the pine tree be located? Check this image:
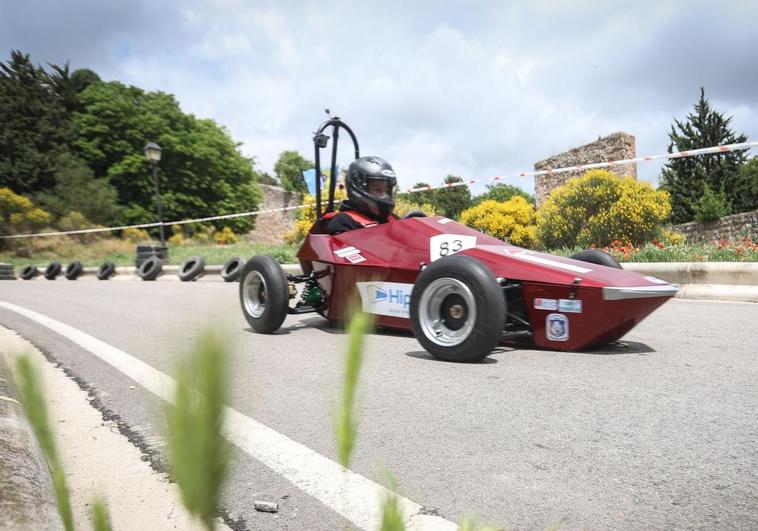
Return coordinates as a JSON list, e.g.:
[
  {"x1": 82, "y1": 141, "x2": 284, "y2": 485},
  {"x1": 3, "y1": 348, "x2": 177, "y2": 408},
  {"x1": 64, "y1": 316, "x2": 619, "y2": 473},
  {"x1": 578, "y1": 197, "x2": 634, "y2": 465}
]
[{"x1": 659, "y1": 88, "x2": 749, "y2": 223}]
